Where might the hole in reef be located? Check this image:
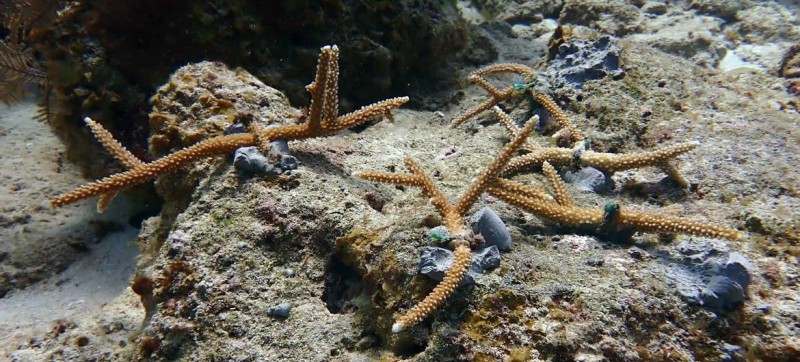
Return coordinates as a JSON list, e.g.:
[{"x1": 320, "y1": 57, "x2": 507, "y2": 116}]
[
  {"x1": 392, "y1": 325, "x2": 430, "y2": 358},
  {"x1": 321, "y1": 255, "x2": 364, "y2": 314}
]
